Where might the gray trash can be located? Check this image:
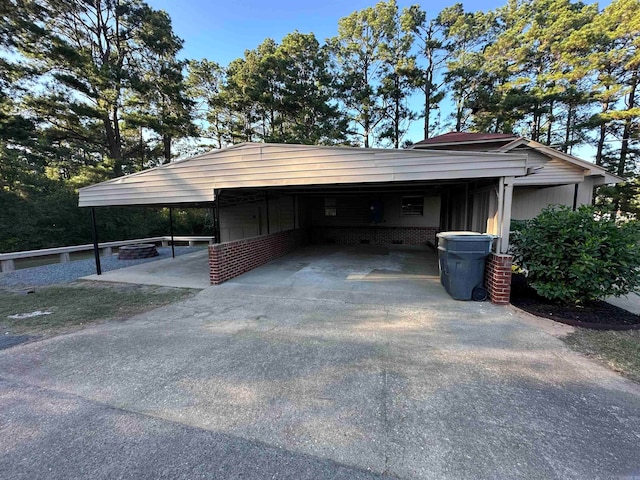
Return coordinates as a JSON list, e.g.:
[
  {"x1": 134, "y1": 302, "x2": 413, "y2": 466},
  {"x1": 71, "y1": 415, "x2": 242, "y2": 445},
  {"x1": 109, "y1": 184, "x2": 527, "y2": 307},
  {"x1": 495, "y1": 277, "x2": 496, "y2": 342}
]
[{"x1": 437, "y1": 231, "x2": 494, "y2": 301}]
